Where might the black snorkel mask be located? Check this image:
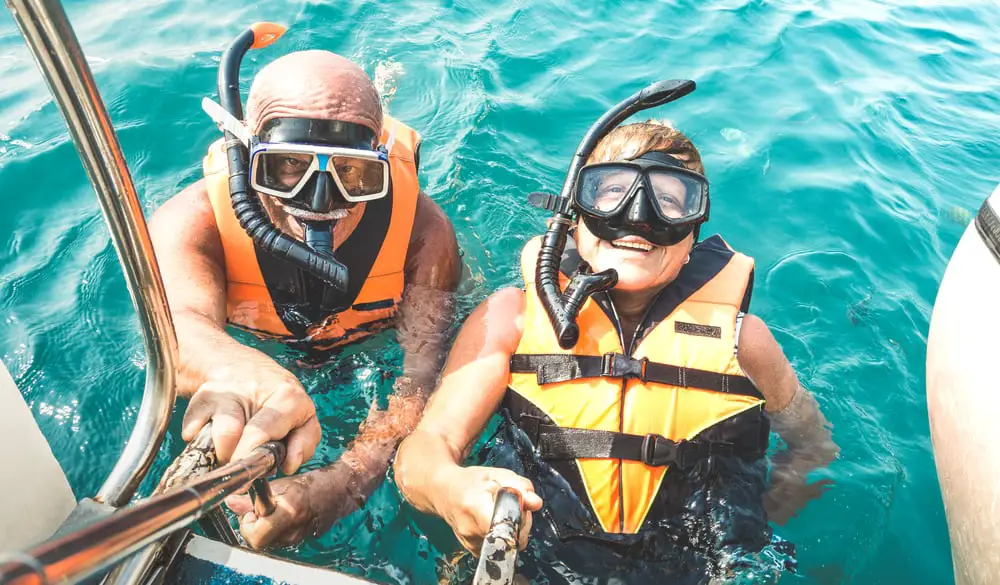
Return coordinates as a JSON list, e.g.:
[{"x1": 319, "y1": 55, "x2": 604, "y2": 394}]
[
  {"x1": 576, "y1": 150, "x2": 710, "y2": 247},
  {"x1": 528, "y1": 79, "x2": 700, "y2": 349},
  {"x1": 204, "y1": 23, "x2": 351, "y2": 292}
]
